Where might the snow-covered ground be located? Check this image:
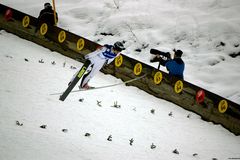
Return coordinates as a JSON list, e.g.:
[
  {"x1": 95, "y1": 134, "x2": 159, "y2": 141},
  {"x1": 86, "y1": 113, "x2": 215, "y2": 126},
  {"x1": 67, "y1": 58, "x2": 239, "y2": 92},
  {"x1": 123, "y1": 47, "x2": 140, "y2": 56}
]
[
  {"x1": 1, "y1": 0, "x2": 240, "y2": 104},
  {"x1": 0, "y1": 30, "x2": 240, "y2": 160},
  {"x1": 0, "y1": 0, "x2": 240, "y2": 160}
]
